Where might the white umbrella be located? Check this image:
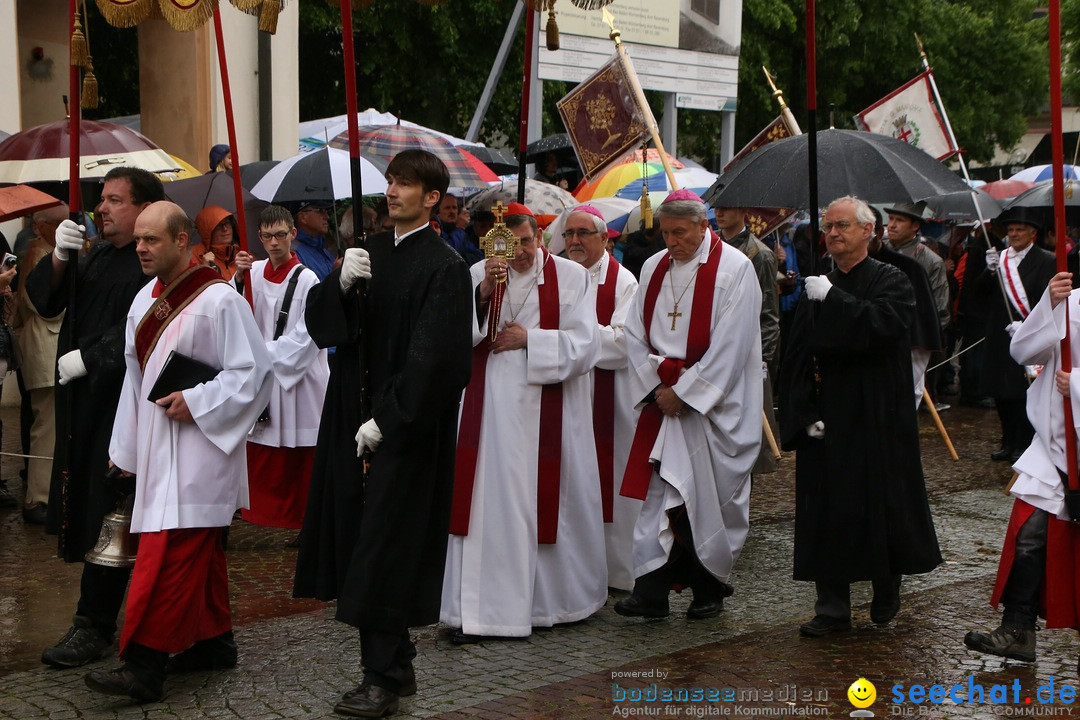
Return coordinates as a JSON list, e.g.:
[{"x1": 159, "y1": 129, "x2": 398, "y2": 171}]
[
  {"x1": 545, "y1": 197, "x2": 637, "y2": 255},
  {"x1": 250, "y1": 147, "x2": 387, "y2": 204}
]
